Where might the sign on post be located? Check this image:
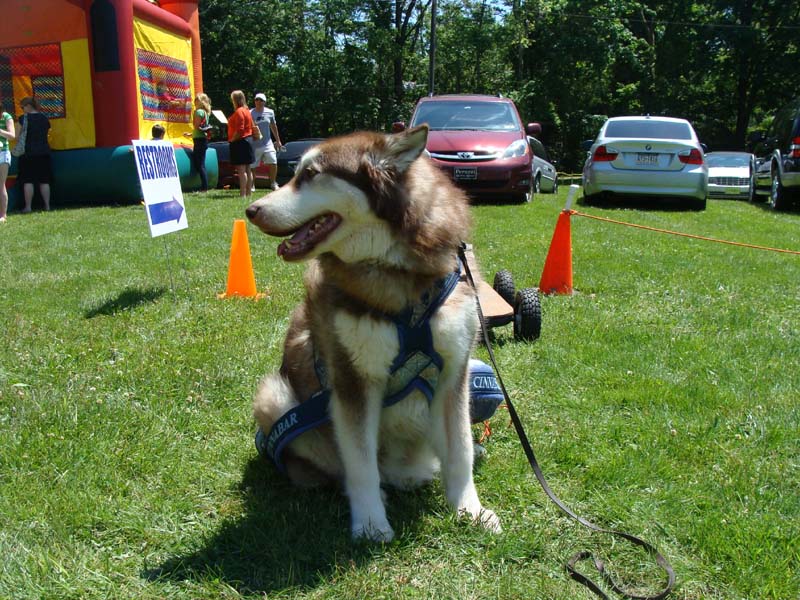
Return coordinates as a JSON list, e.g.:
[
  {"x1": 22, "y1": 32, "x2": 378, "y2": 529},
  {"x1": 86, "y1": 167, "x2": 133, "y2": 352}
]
[{"x1": 132, "y1": 140, "x2": 188, "y2": 237}]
